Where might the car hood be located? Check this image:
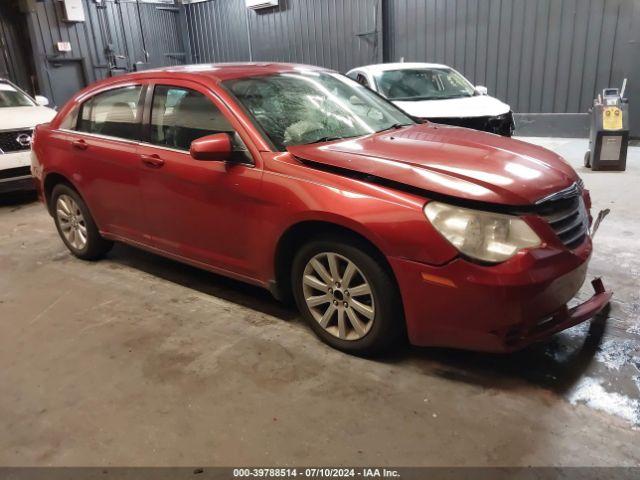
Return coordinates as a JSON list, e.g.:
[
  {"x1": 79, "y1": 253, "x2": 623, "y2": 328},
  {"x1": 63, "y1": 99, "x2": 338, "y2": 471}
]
[
  {"x1": 393, "y1": 95, "x2": 510, "y2": 119},
  {"x1": 0, "y1": 106, "x2": 56, "y2": 130},
  {"x1": 287, "y1": 124, "x2": 578, "y2": 206}
]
